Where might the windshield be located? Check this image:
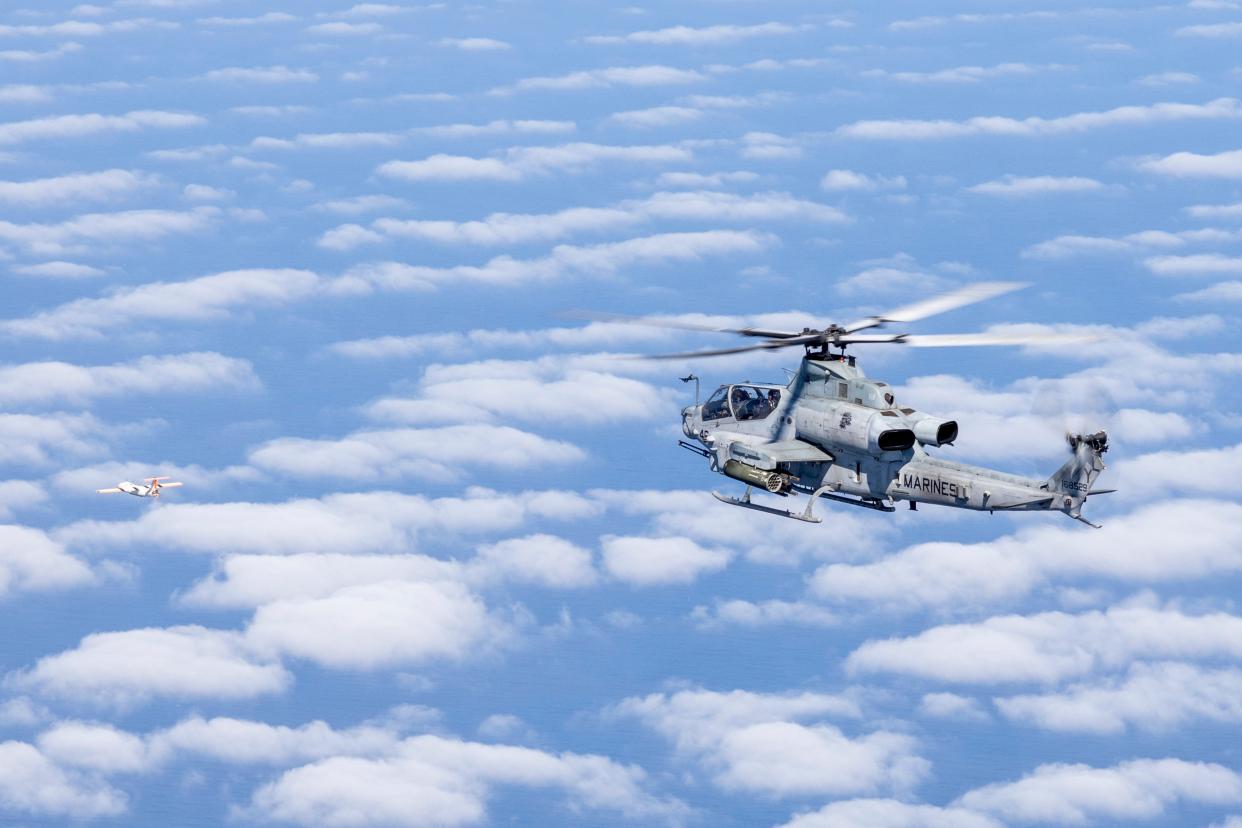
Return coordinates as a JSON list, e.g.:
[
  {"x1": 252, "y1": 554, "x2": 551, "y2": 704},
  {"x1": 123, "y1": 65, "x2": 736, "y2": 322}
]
[{"x1": 702, "y1": 386, "x2": 730, "y2": 420}]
